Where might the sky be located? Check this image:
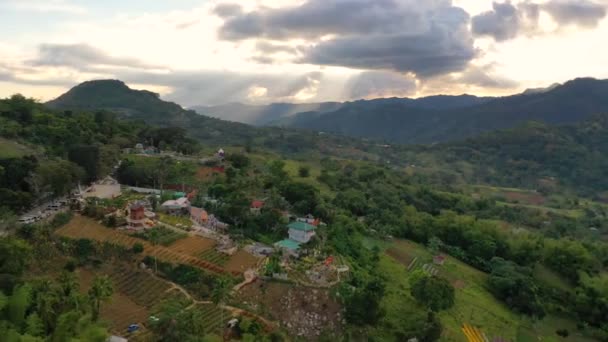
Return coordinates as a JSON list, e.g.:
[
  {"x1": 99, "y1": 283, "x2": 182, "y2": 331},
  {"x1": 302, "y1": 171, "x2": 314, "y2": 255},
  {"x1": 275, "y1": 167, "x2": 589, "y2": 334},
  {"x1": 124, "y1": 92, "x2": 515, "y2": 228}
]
[{"x1": 1, "y1": 0, "x2": 608, "y2": 106}]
